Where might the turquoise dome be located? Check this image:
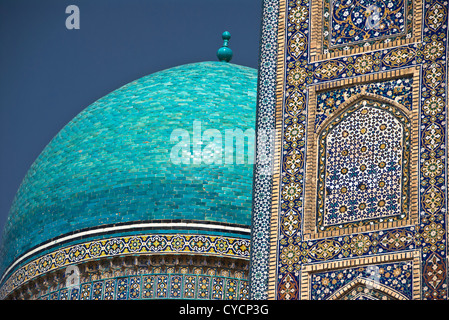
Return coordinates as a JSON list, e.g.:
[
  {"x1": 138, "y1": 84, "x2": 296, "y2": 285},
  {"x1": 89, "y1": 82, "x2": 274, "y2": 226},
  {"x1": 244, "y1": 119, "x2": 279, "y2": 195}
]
[{"x1": 0, "y1": 61, "x2": 257, "y2": 277}]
